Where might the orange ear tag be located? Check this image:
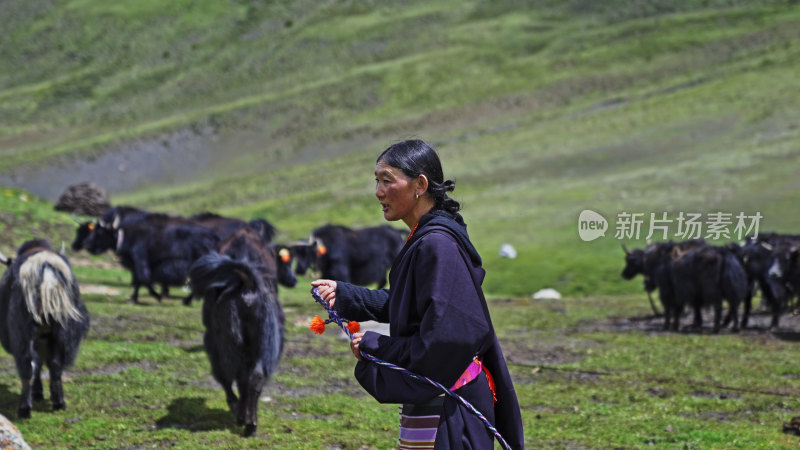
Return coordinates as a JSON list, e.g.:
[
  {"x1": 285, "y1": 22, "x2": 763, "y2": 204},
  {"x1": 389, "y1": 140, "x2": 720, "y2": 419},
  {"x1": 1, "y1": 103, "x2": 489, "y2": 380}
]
[
  {"x1": 88, "y1": 223, "x2": 95, "y2": 231},
  {"x1": 279, "y1": 248, "x2": 291, "y2": 263},
  {"x1": 317, "y1": 244, "x2": 327, "y2": 256}
]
